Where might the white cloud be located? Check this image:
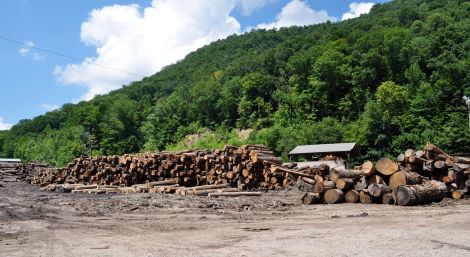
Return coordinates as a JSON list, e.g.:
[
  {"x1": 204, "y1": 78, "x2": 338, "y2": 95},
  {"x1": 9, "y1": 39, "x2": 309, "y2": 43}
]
[
  {"x1": 54, "y1": 0, "x2": 242, "y2": 101},
  {"x1": 236, "y1": 0, "x2": 274, "y2": 16},
  {"x1": 40, "y1": 104, "x2": 60, "y2": 111},
  {"x1": 0, "y1": 117, "x2": 13, "y2": 130},
  {"x1": 342, "y1": 2, "x2": 374, "y2": 21},
  {"x1": 18, "y1": 41, "x2": 45, "y2": 61},
  {"x1": 256, "y1": 0, "x2": 336, "y2": 30}
]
